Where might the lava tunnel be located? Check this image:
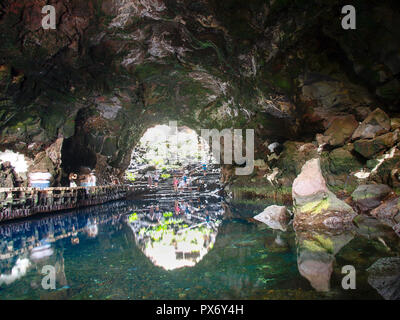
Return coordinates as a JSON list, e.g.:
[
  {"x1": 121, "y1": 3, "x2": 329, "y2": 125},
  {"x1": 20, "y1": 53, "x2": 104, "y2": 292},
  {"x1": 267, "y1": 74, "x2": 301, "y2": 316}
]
[{"x1": 0, "y1": 0, "x2": 400, "y2": 302}]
